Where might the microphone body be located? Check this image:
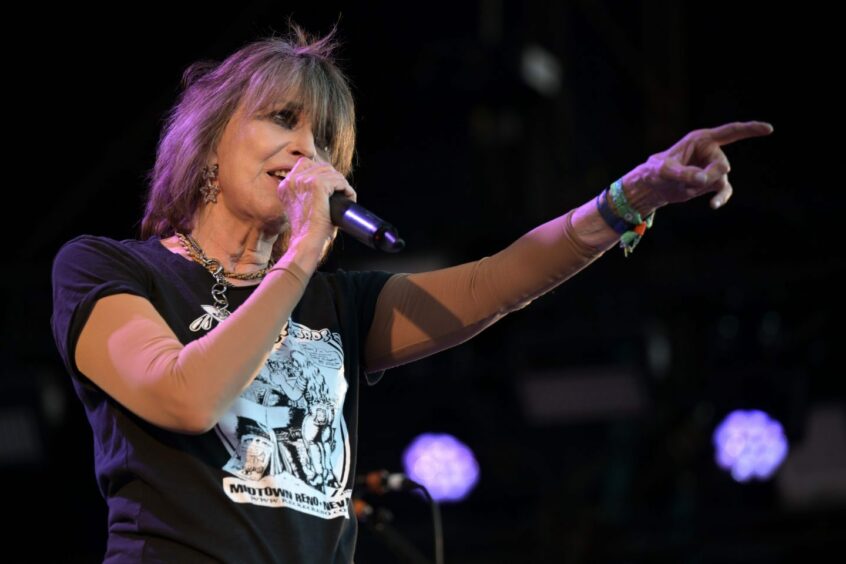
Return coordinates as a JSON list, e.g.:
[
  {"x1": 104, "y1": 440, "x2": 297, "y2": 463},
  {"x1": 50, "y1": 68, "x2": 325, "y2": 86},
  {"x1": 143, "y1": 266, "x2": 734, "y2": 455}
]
[{"x1": 329, "y1": 193, "x2": 405, "y2": 253}]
